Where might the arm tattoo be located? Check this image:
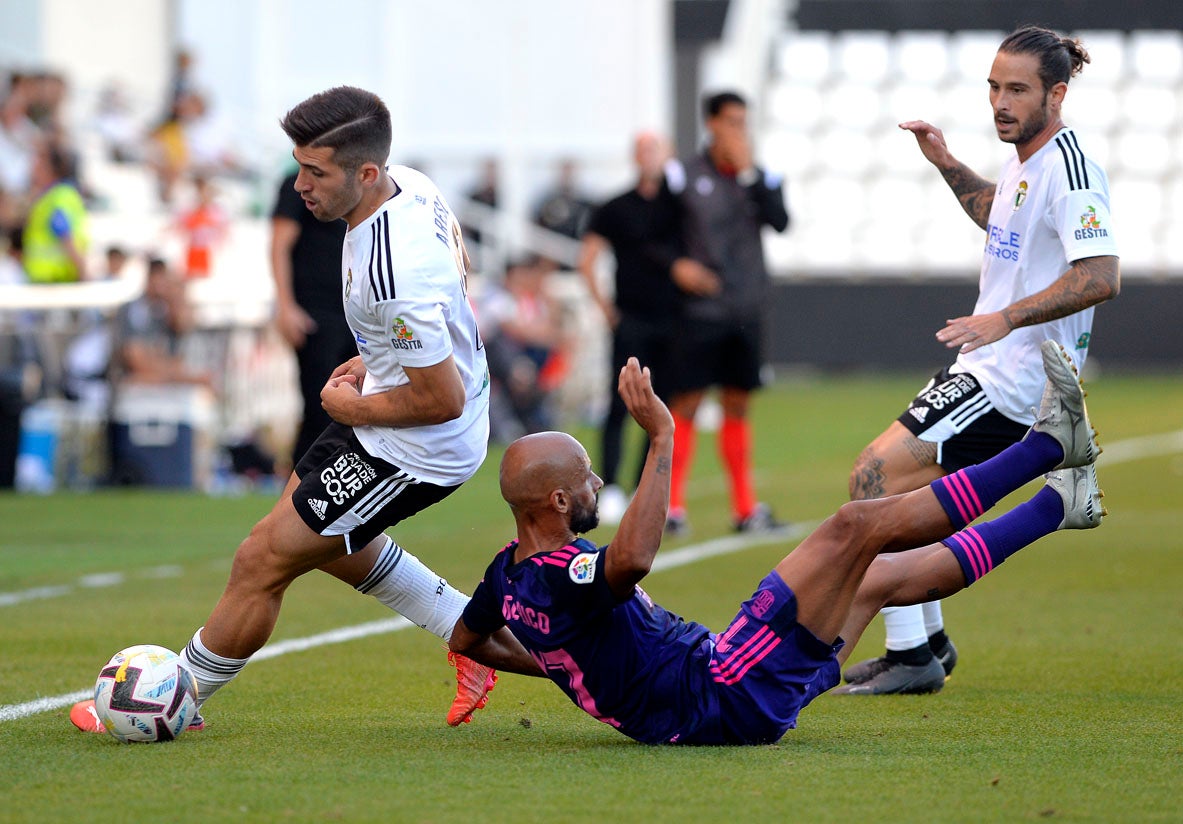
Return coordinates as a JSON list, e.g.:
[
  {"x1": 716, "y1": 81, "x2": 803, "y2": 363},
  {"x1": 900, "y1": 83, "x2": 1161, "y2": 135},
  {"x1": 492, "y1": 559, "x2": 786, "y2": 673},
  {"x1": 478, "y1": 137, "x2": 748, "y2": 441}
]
[
  {"x1": 1001, "y1": 256, "x2": 1121, "y2": 330},
  {"x1": 939, "y1": 163, "x2": 995, "y2": 230},
  {"x1": 655, "y1": 456, "x2": 671, "y2": 475},
  {"x1": 849, "y1": 448, "x2": 886, "y2": 500},
  {"x1": 903, "y1": 435, "x2": 938, "y2": 467}
]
